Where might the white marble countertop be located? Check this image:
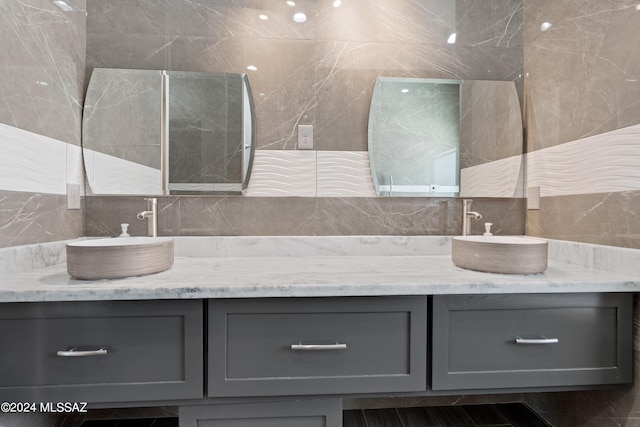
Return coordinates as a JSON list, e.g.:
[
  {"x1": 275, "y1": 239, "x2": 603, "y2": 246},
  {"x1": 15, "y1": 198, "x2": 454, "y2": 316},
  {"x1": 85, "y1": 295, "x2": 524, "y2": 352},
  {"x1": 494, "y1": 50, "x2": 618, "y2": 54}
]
[{"x1": 1, "y1": 236, "x2": 639, "y2": 302}]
